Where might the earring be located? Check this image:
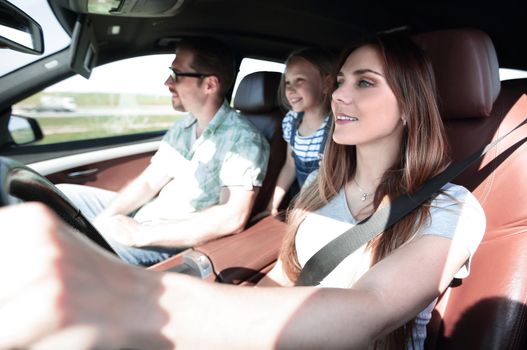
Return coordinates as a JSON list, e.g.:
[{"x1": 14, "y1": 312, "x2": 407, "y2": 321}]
[{"x1": 402, "y1": 118, "x2": 407, "y2": 126}]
